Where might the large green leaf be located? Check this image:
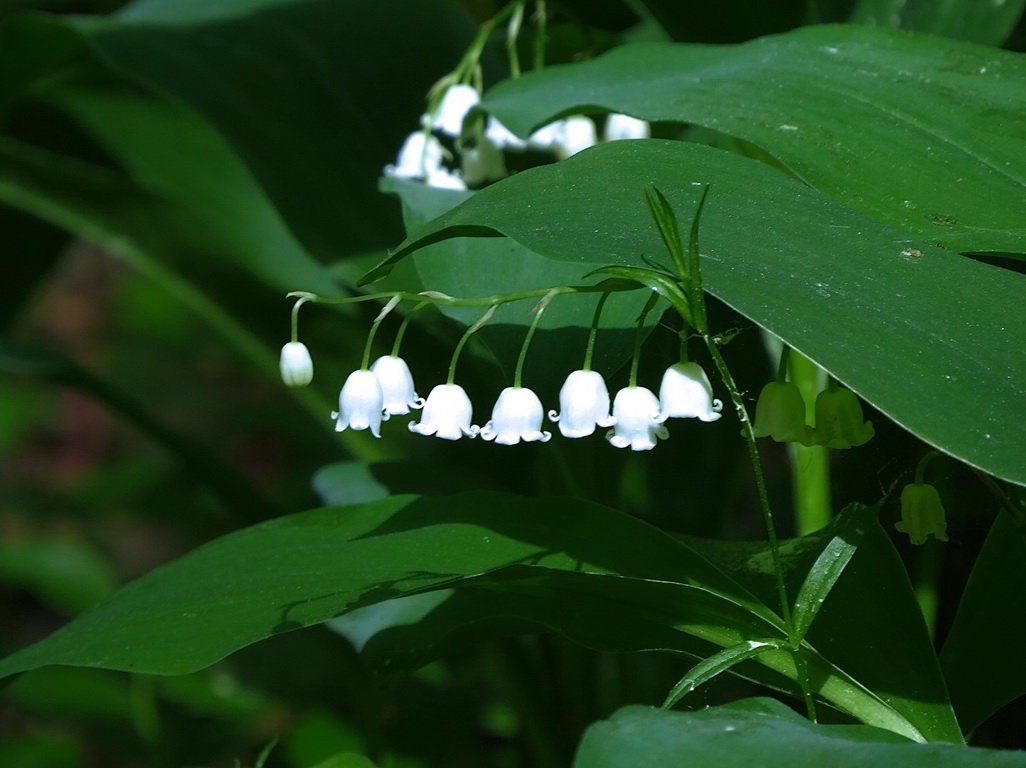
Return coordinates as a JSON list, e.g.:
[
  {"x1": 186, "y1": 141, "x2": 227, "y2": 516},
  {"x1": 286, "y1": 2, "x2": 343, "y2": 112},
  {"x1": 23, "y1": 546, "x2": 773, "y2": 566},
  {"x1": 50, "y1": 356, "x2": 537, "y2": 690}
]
[
  {"x1": 0, "y1": 491, "x2": 952, "y2": 741},
  {"x1": 573, "y1": 699, "x2": 1026, "y2": 768},
  {"x1": 941, "y1": 513, "x2": 1026, "y2": 732},
  {"x1": 374, "y1": 140, "x2": 1026, "y2": 487},
  {"x1": 850, "y1": 0, "x2": 1026, "y2": 46},
  {"x1": 481, "y1": 25, "x2": 1026, "y2": 254}
]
